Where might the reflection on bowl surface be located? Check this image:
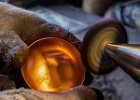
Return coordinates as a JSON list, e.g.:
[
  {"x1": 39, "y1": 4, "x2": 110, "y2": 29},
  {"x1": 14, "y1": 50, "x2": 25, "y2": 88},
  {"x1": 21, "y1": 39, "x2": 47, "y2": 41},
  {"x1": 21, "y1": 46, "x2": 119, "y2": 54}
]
[{"x1": 22, "y1": 37, "x2": 85, "y2": 92}]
